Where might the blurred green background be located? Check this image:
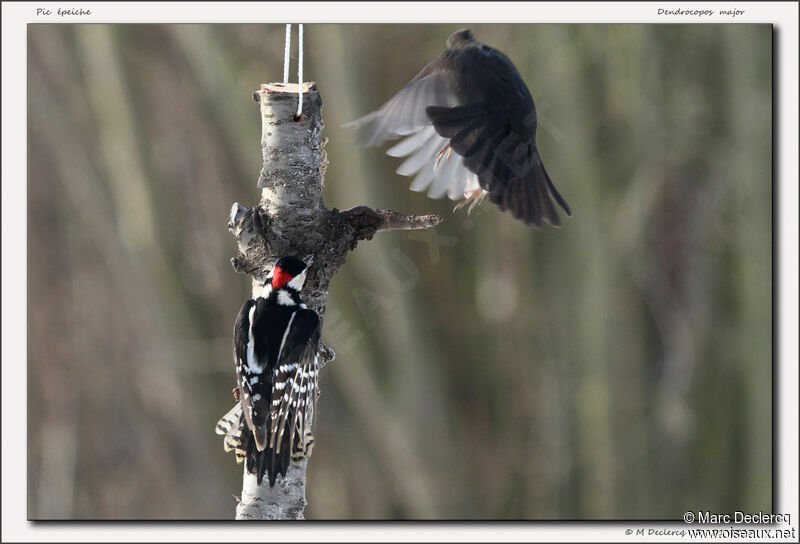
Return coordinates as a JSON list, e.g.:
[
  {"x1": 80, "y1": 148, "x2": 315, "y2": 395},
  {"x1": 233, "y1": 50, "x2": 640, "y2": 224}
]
[{"x1": 27, "y1": 23, "x2": 772, "y2": 520}]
